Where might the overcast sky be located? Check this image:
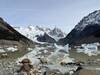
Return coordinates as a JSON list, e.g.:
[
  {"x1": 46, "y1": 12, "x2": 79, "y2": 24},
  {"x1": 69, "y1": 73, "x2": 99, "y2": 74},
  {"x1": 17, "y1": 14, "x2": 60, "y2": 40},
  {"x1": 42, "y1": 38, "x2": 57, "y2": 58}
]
[{"x1": 0, "y1": 0, "x2": 100, "y2": 33}]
